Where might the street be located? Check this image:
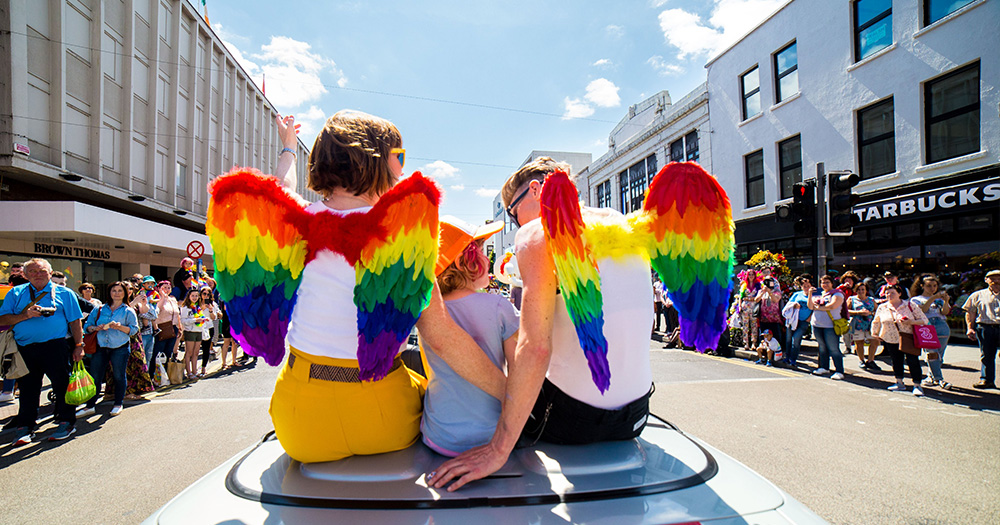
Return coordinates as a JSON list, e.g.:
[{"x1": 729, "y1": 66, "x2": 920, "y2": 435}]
[{"x1": 1, "y1": 342, "x2": 998, "y2": 524}]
